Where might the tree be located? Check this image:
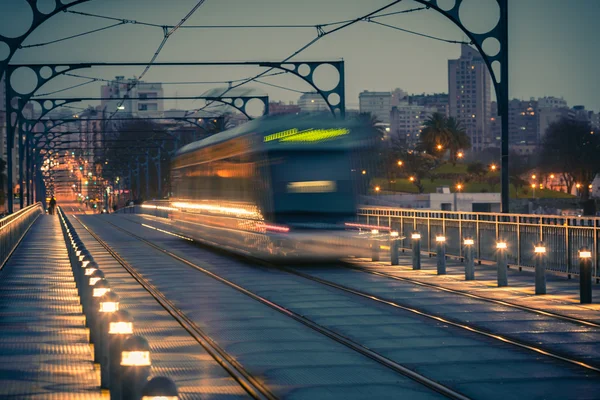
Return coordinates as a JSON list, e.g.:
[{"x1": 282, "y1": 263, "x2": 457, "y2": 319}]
[
  {"x1": 419, "y1": 113, "x2": 471, "y2": 164},
  {"x1": 467, "y1": 162, "x2": 487, "y2": 181},
  {"x1": 355, "y1": 112, "x2": 385, "y2": 140},
  {"x1": 446, "y1": 117, "x2": 471, "y2": 165},
  {"x1": 508, "y1": 151, "x2": 532, "y2": 198},
  {"x1": 419, "y1": 113, "x2": 450, "y2": 158},
  {"x1": 400, "y1": 150, "x2": 437, "y2": 193},
  {"x1": 539, "y1": 118, "x2": 600, "y2": 200}
]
